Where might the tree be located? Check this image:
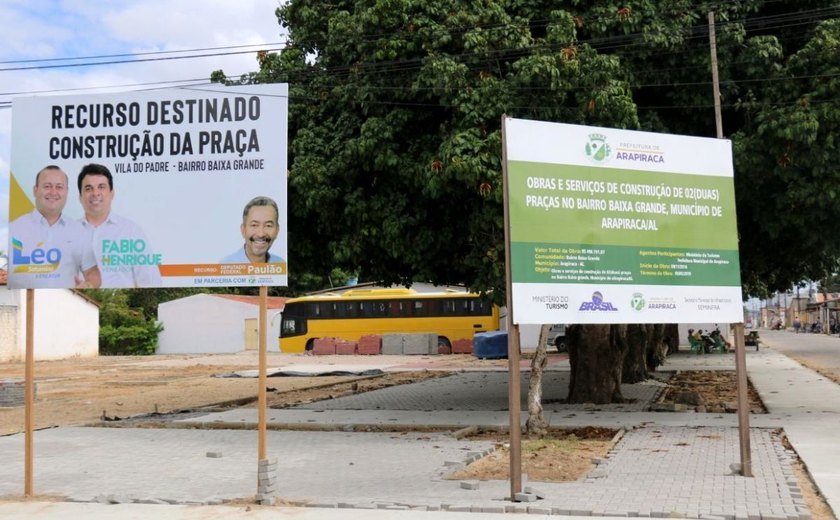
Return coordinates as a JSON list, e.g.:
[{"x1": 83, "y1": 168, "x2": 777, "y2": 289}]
[
  {"x1": 525, "y1": 324, "x2": 550, "y2": 436},
  {"x1": 86, "y1": 290, "x2": 162, "y2": 355},
  {"x1": 567, "y1": 324, "x2": 624, "y2": 404},
  {"x1": 819, "y1": 274, "x2": 840, "y2": 293},
  {"x1": 215, "y1": 1, "x2": 641, "y2": 297},
  {"x1": 212, "y1": 0, "x2": 840, "y2": 407},
  {"x1": 732, "y1": 18, "x2": 840, "y2": 295}
]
